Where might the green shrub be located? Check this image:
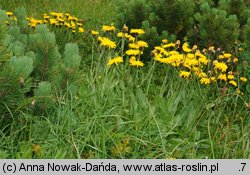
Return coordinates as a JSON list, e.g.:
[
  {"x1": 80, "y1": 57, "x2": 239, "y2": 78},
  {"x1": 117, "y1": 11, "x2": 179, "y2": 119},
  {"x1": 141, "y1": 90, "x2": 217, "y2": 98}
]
[
  {"x1": 0, "y1": 8, "x2": 82, "y2": 122},
  {"x1": 194, "y1": 1, "x2": 240, "y2": 50}
]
